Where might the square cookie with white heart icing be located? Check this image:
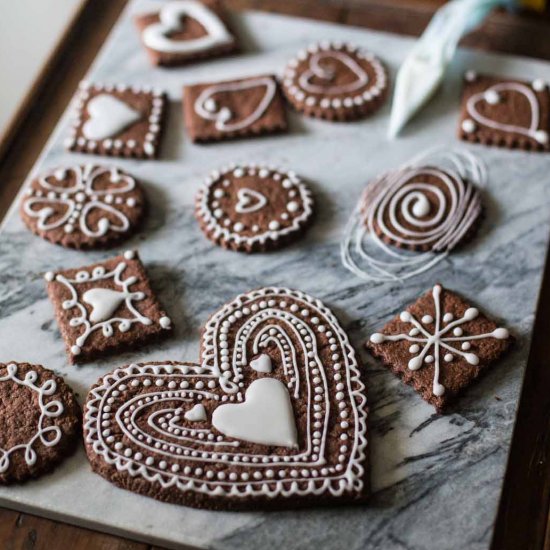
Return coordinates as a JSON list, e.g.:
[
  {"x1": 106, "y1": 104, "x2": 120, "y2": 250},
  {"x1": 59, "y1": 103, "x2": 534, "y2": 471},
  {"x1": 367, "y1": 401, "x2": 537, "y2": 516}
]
[
  {"x1": 83, "y1": 287, "x2": 368, "y2": 510},
  {"x1": 184, "y1": 75, "x2": 287, "y2": 142},
  {"x1": 66, "y1": 81, "x2": 166, "y2": 159},
  {"x1": 458, "y1": 71, "x2": 550, "y2": 151},
  {"x1": 45, "y1": 250, "x2": 173, "y2": 364},
  {"x1": 367, "y1": 284, "x2": 512, "y2": 412},
  {"x1": 135, "y1": 0, "x2": 237, "y2": 67}
]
